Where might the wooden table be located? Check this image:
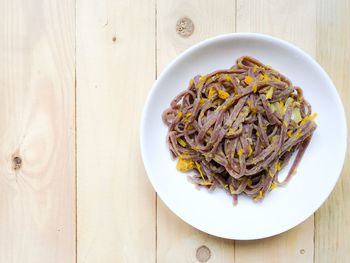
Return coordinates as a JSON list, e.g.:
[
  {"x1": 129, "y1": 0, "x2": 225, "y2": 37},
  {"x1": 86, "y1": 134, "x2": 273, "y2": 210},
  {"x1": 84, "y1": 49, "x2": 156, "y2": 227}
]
[{"x1": 1, "y1": 0, "x2": 349, "y2": 262}]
